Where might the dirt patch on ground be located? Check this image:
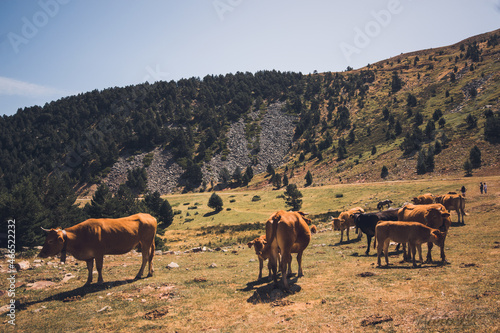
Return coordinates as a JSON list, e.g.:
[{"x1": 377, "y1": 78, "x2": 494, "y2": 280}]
[
  {"x1": 361, "y1": 315, "x2": 393, "y2": 326},
  {"x1": 144, "y1": 307, "x2": 170, "y2": 320}
]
